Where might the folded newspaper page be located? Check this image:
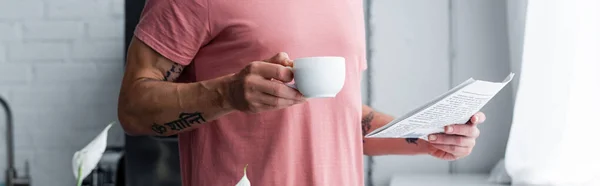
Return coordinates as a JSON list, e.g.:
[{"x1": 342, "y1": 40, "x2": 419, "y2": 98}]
[{"x1": 365, "y1": 73, "x2": 515, "y2": 140}]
